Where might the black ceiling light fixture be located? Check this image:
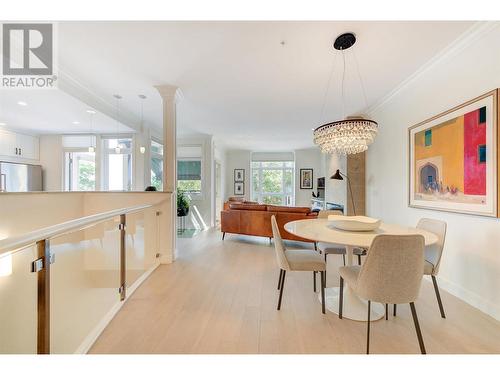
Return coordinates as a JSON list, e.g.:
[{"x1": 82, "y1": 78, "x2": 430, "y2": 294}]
[{"x1": 333, "y1": 32, "x2": 356, "y2": 51}]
